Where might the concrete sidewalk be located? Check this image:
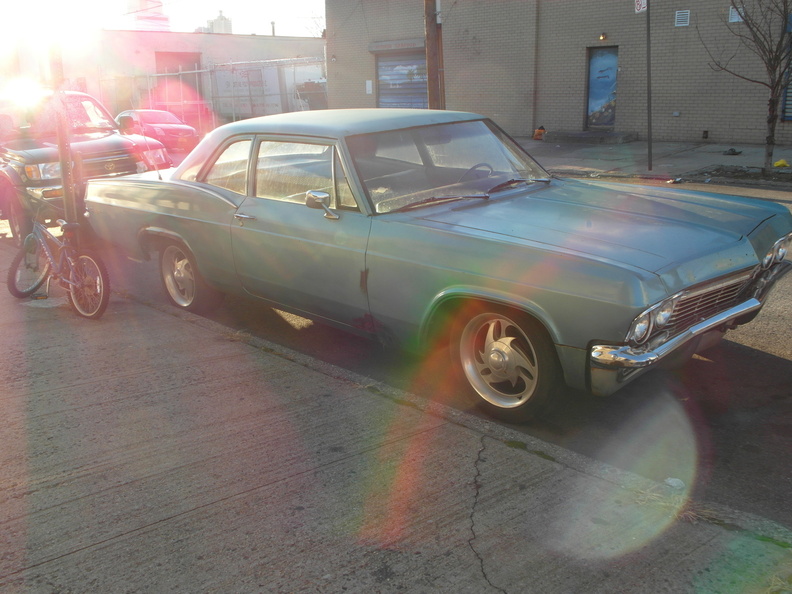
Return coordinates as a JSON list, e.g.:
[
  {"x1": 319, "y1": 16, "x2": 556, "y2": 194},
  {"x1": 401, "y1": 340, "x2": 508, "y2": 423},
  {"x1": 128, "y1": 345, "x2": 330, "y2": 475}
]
[
  {"x1": 1, "y1": 237, "x2": 791, "y2": 589},
  {"x1": 518, "y1": 137, "x2": 792, "y2": 185}
]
